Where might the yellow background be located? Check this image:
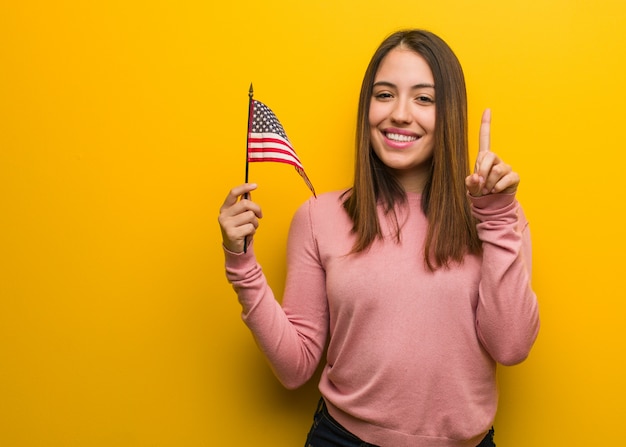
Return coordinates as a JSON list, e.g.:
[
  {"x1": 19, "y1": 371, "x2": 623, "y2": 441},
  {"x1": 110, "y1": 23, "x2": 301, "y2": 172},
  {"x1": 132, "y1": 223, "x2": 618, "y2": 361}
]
[{"x1": 1, "y1": 0, "x2": 625, "y2": 445}]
